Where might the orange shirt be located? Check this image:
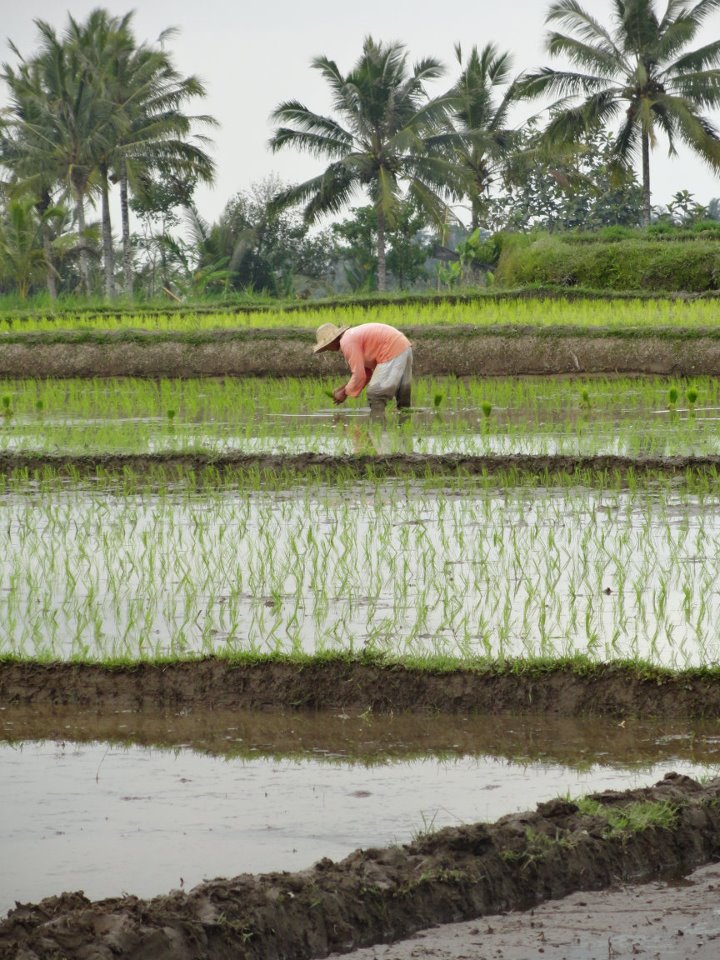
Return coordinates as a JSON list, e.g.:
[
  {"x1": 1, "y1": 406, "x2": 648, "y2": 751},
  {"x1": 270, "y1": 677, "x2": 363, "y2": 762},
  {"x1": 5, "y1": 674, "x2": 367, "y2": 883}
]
[{"x1": 340, "y1": 324, "x2": 411, "y2": 397}]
